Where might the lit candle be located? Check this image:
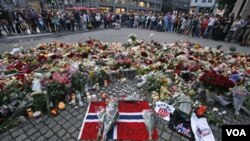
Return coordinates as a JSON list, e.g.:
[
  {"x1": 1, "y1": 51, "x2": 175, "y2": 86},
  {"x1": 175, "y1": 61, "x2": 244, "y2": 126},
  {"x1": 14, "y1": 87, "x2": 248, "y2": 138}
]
[
  {"x1": 50, "y1": 108, "x2": 58, "y2": 117},
  {"x1": 26, "y1": 108, "x2": 33, "y2": 118}
]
